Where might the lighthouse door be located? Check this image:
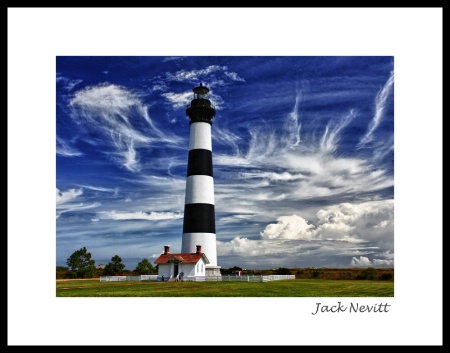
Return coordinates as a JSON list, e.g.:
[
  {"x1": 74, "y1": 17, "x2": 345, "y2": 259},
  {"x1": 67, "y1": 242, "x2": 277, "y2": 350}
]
[{"x1": 174, "y1": 264, "x2": 179, "y2": 277}]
